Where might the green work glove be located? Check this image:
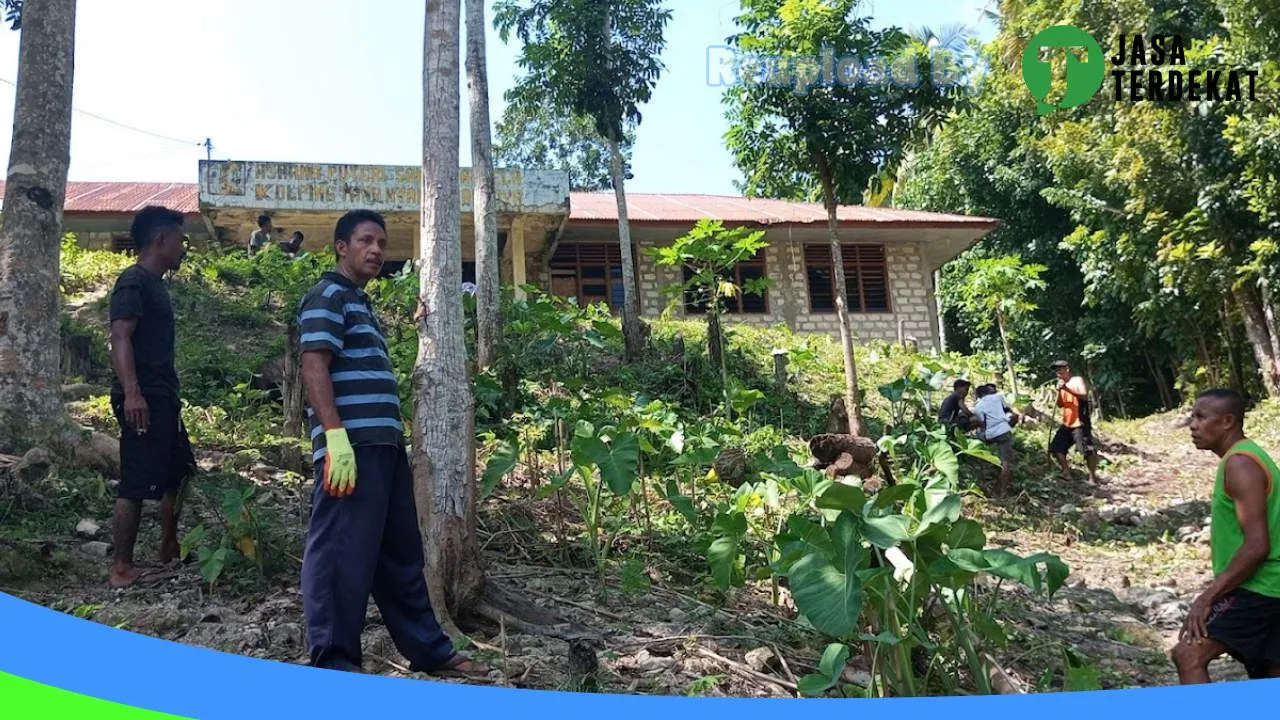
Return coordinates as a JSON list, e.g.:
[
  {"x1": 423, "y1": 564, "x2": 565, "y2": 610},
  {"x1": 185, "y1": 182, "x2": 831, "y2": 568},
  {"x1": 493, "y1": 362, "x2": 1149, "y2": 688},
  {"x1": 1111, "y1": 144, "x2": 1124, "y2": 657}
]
[{"x1": 322, "y1": 427, "x2": 357, "y2": 497}]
